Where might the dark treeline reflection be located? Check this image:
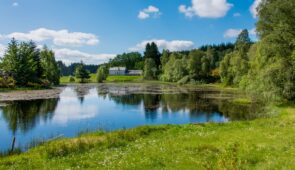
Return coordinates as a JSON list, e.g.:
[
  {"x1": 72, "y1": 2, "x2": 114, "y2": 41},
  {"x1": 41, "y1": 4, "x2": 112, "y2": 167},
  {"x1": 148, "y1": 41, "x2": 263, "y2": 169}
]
[
  {"x1": 1, "y1": 98, "x2": 59, "y2": 135},
  {"x1": 98, "y1": 90, "x2": 260, "y2": 121}
]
